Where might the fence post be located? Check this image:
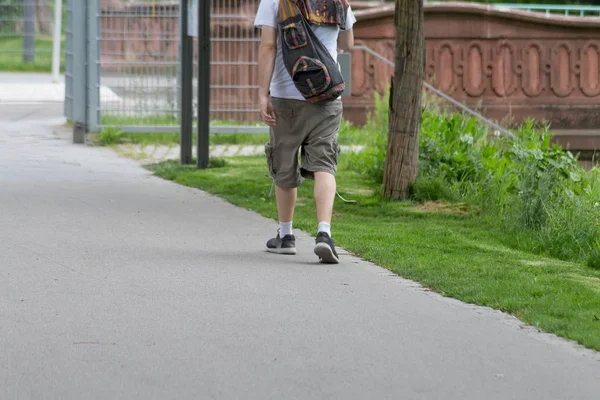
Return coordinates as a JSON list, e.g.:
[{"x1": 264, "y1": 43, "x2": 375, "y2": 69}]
[
  {"x1": 71, "y1": 0, "x2": 88, "y2": 143},
  {"x1": 64, "y1": 0, "x2": 74, "y2": 120},
  {"x1": 86, "y1": 0, "x2": 100, "y2": 133},
  {"x1": 180, "y1": 0, "x2": 194, "y2": 164},
  {"x1": 52, "y1": 0, "x2": 63, "y2": 82},
  {"x1": 197, "y1": 0, "x2": 210, "y2": 169},
  {"x1": 23, "y1": 0, "x2": 35, "y2": 63},
  {"x1": 177, "y1": 0, "x2": 183, "y2": 137}
]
